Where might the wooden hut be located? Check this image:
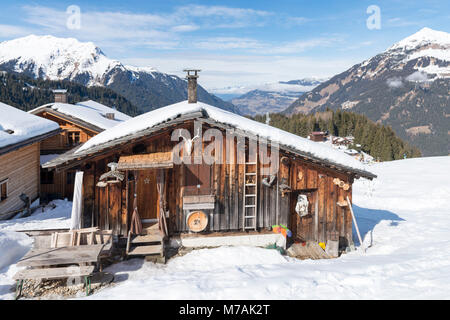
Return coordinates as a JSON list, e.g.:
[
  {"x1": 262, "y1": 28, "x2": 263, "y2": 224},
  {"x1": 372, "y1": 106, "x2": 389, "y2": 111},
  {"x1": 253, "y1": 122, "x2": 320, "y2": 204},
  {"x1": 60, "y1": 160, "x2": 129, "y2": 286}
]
[
  {"x1": 43, "y1": 76, "x2": 375, "y2": 257},
  {"x1": 29, "y1": 95, "x2": 131, "y2": 201},
  {"x1": 0, "y1": 102, "x2": 60, "y2": 219}
]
